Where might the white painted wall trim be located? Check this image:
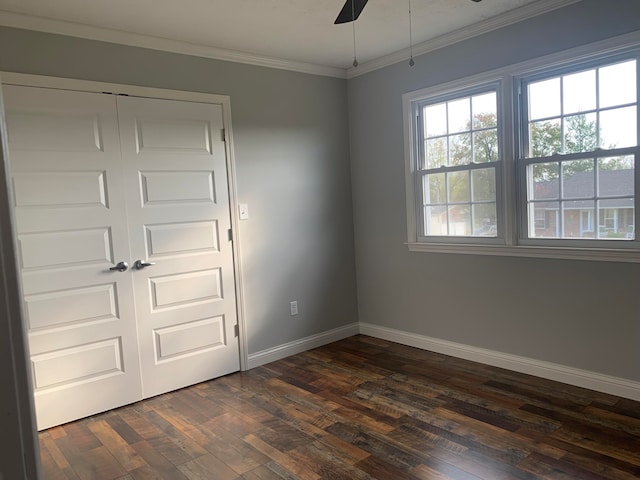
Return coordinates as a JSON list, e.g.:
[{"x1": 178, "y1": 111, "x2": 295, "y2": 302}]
[
  {"x1": 347, "y1": 0, "x2": 581, "y2": 78},
  {"x1": 0, "y1": 80, "x2": 40, "y2": 479},
  {"x1": 359, "y1": 322, "x2": 640, "y2": 402},
  {"x1": 247, "y1": 323, "x2": 360, "y2": 369},
  {"x1": 0, "y1": 11, "x2": 346, "y2": 79},
  {"x1": 406, "y1": 242, "x2": 640, "y2": 263},
  {"x1": 245, "y1": 320, "x2": 640, "y2": 401},
  {"x1": 0, "y1": 0, "x2": 578, "y2": 80}
]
